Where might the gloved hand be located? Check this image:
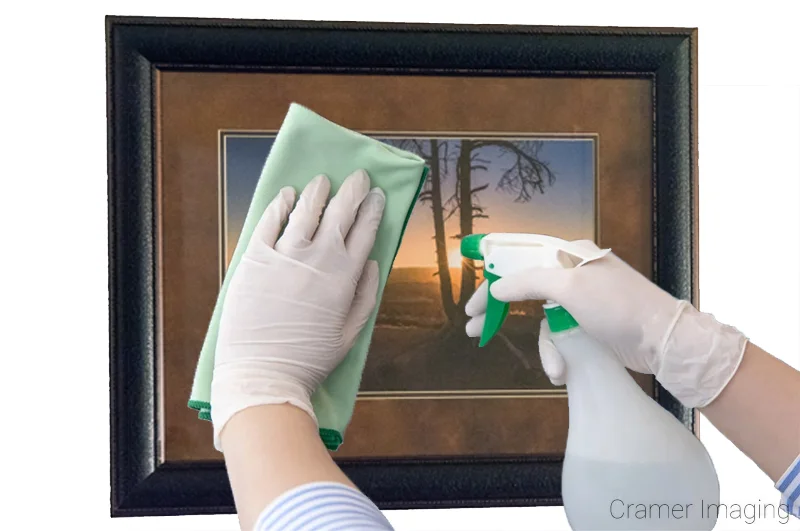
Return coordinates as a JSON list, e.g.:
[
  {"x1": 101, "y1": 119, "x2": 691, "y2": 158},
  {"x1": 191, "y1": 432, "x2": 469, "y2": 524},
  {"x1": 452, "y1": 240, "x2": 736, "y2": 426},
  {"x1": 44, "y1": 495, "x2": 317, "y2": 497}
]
[
  {"x1": 465, "y1": 240, "x2": 748, "y2": 408},
  {"x1": 211, "y1": 170, "x2": 386, "y2": 450}
]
